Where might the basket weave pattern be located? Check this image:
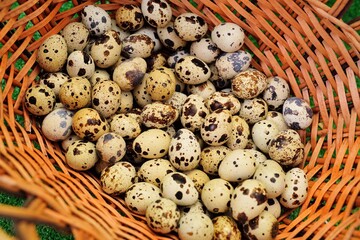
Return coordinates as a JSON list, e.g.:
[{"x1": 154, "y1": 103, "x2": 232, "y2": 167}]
[{"x1": 1, "y1": 0, "x2": 360, "y2": 239}]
